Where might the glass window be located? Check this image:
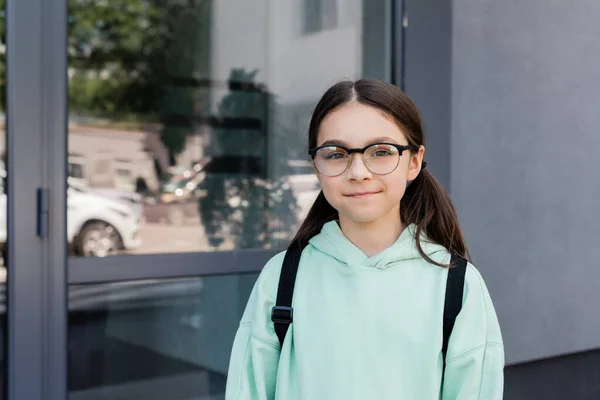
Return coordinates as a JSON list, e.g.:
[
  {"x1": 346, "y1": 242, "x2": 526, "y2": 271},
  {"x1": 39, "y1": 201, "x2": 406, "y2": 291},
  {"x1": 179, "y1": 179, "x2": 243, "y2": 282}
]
[
  {"x1": 68, "y1": 273, "x2": 258, "y2": 399},
  {"x1": 303, "y1": 0, "x2": 339, "y2": 34},
  {"x1": 67, "y1": 0, "x2": 390, "y2": 257},
  {"x1": 69, "y1": 162, "x2": 84, "y2": 179}
]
